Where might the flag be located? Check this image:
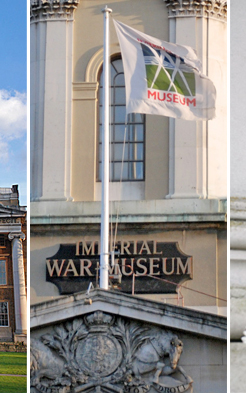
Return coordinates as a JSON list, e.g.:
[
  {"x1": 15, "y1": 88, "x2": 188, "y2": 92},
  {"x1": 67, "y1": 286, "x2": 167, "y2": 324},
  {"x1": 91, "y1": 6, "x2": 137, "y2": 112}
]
[{"x1": 113, "y1": 20, "x2": 216, "y2": 121}]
